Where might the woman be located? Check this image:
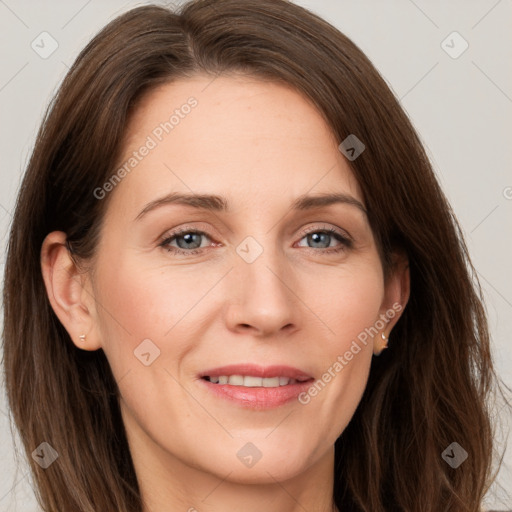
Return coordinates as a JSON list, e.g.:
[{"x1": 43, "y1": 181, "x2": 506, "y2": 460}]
[{"x1": 2, "y1": 0, "x2": 504, "y2": 510}]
